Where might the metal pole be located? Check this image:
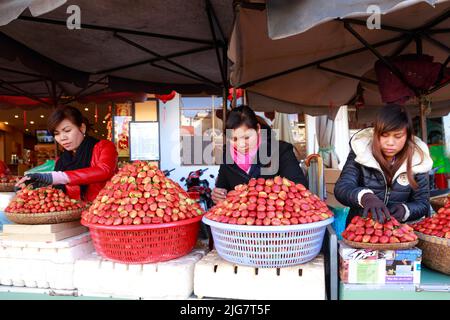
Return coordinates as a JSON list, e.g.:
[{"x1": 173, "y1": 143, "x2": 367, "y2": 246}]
[
  {"x1": 420, "y1": 98, "x2": 428, "y2": 143},
  {"x1": 222, "y1": 87, "x2": 227, "y2": 136}
]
